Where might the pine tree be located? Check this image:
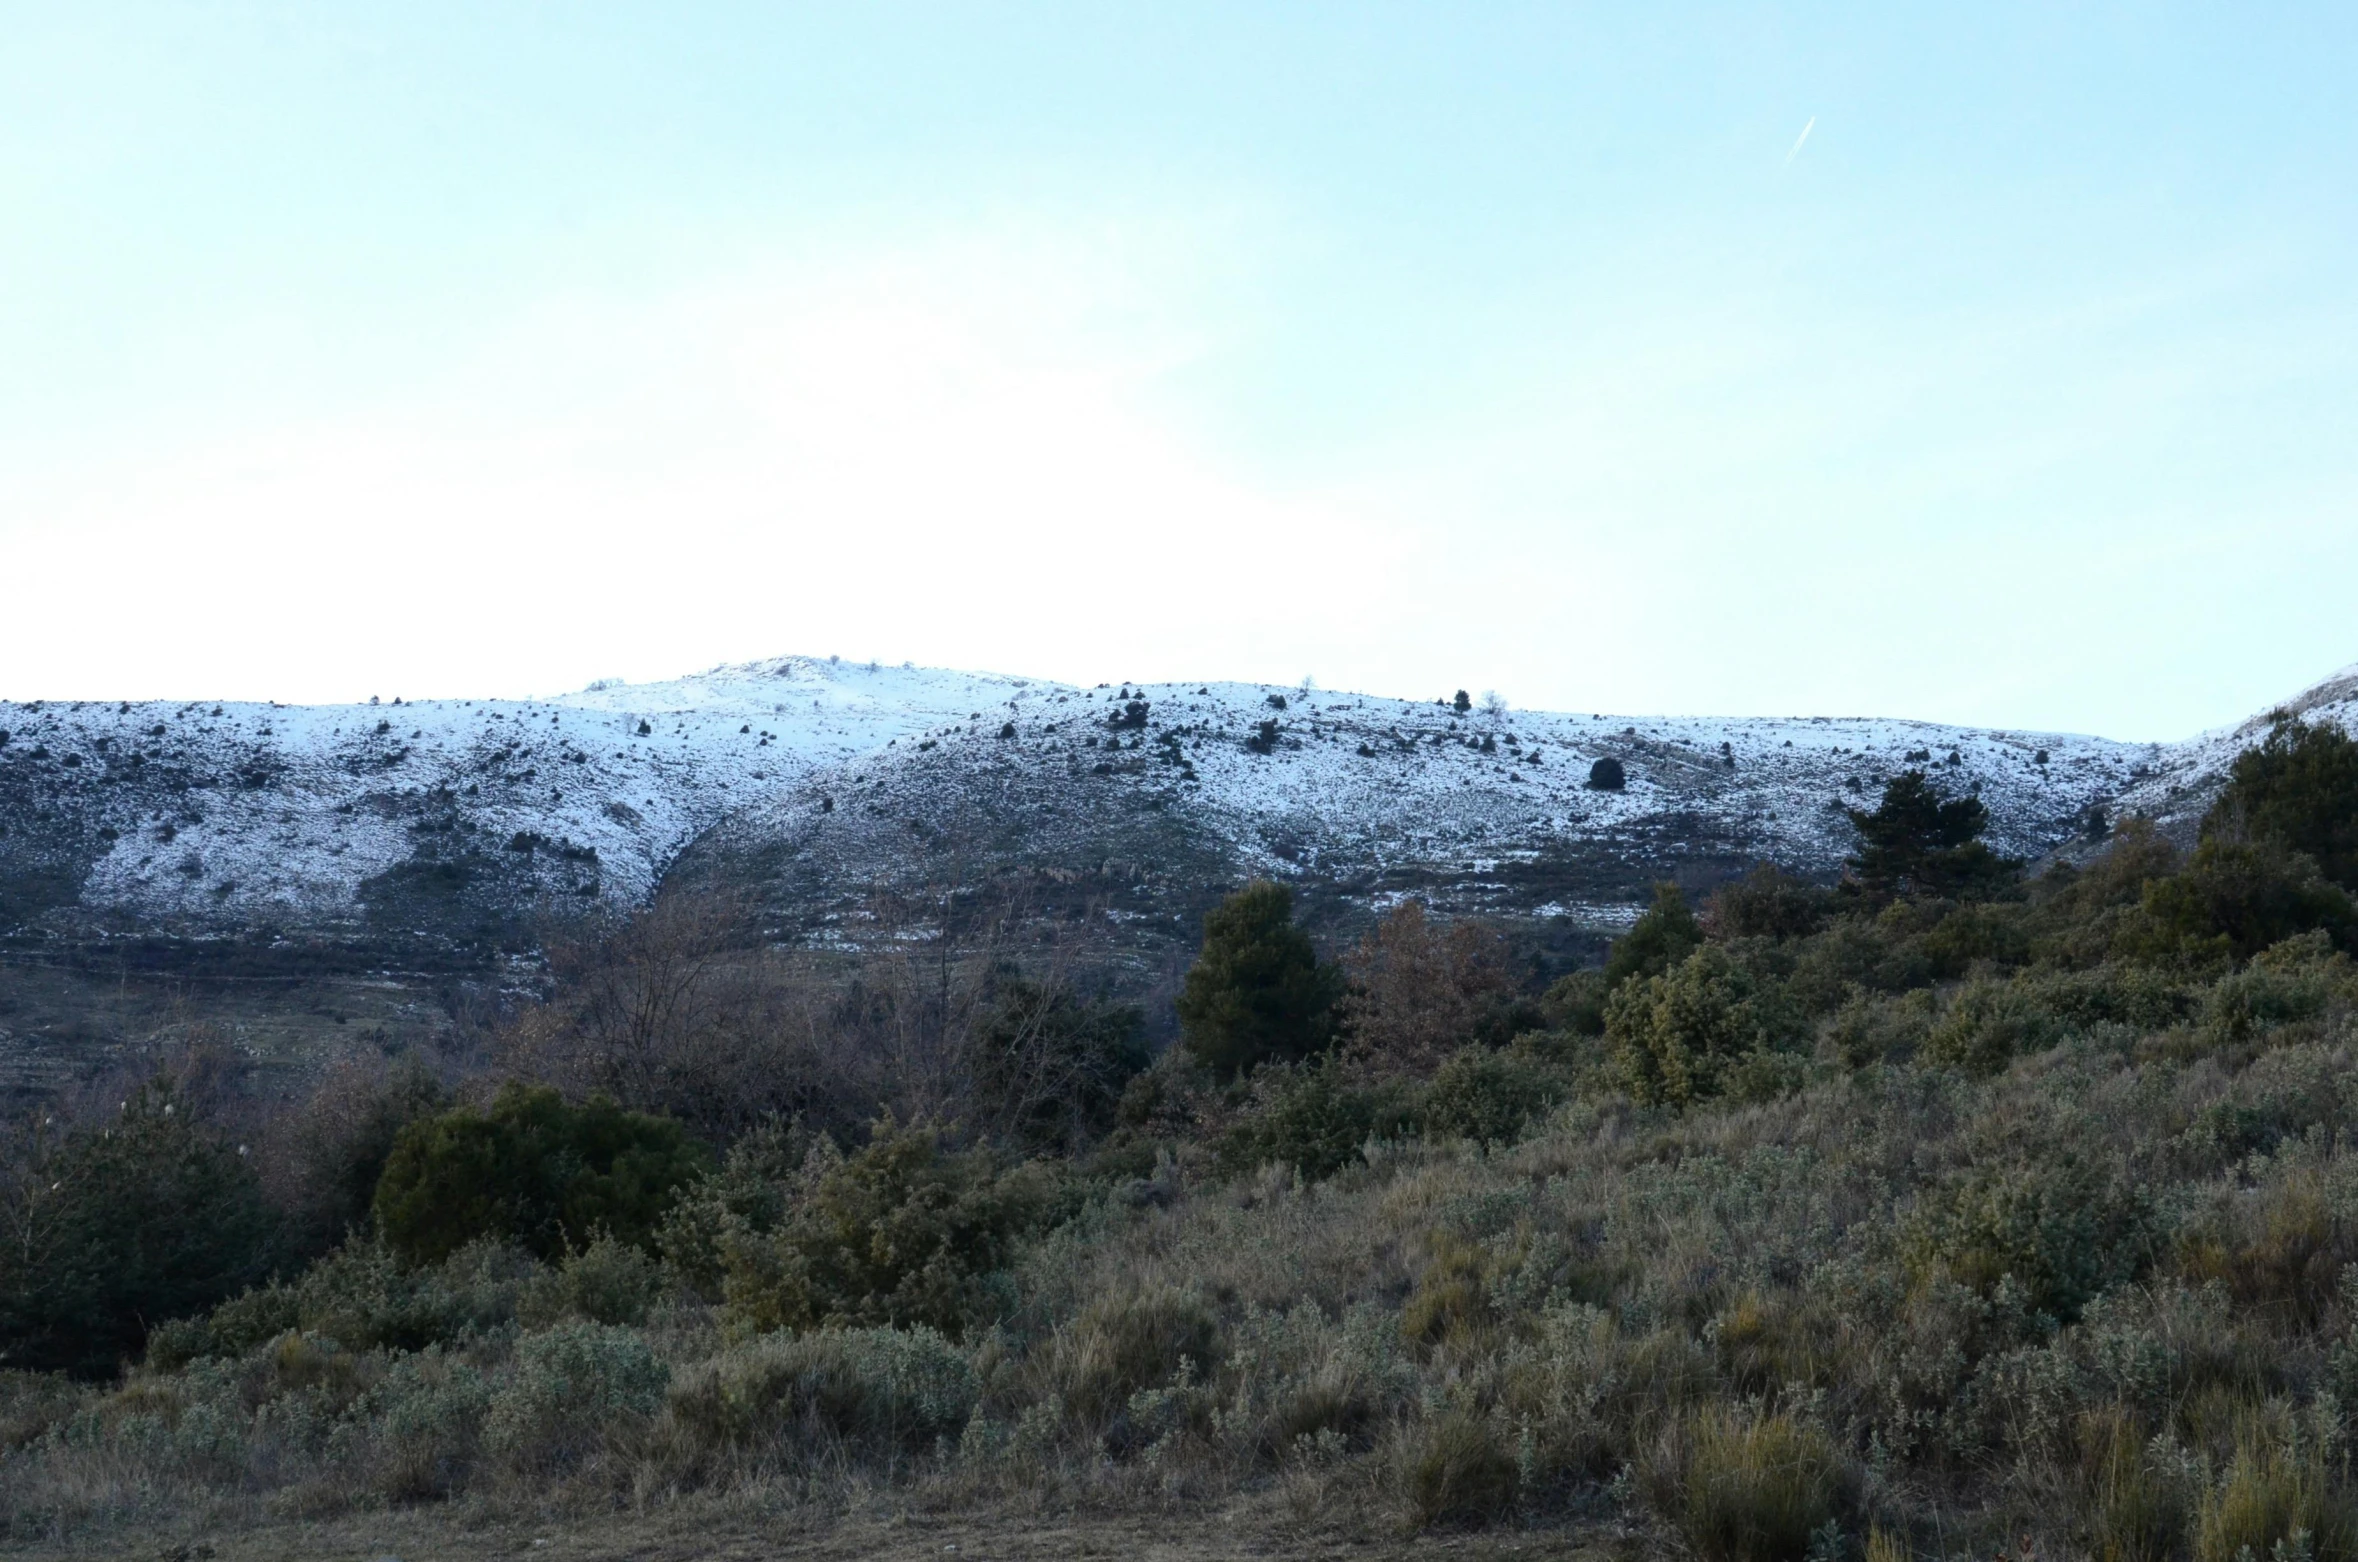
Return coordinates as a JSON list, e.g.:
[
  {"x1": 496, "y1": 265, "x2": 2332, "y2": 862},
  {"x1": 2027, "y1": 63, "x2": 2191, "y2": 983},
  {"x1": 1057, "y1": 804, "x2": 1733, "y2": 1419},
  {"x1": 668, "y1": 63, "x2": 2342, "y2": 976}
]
[
  {"x1": 1177, "y1": 881, "x2": 1341, "y2": 1078},
  {"x1": 0, "y1": 1084, "x2": 275, "y2": 1377},
  {"x1": 1844, "y1": 771, "x2": 2016, "y2": 901},
  {"x1": 2206, "y1": 715, "x2": 2358, "y2": 889}
]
